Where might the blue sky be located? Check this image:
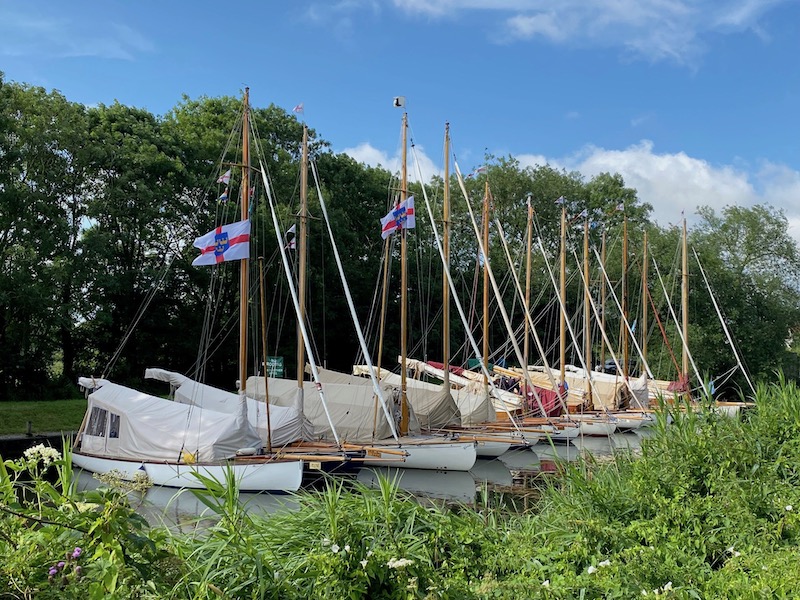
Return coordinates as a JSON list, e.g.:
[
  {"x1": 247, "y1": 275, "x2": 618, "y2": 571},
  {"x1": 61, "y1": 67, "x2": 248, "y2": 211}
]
[{"x1": 2, "y1": 0, "x2": 799, "y2": 235}]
